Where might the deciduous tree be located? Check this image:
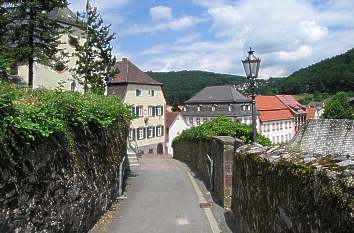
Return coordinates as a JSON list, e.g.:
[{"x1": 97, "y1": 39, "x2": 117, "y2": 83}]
[{"x1": 323, "y1": 92, "x2": 353, "y2": 119}]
